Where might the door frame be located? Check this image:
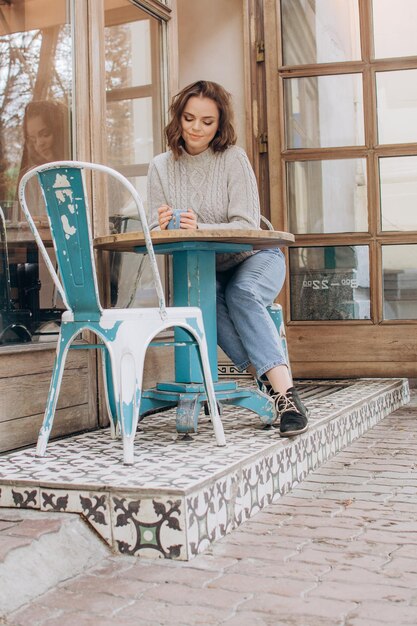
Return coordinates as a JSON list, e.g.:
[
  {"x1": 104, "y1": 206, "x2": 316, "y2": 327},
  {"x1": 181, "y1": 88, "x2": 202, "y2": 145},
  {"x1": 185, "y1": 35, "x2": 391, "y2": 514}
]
[{"x1": 262, "y1": 0, "x2": 417, "y2": 378}]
